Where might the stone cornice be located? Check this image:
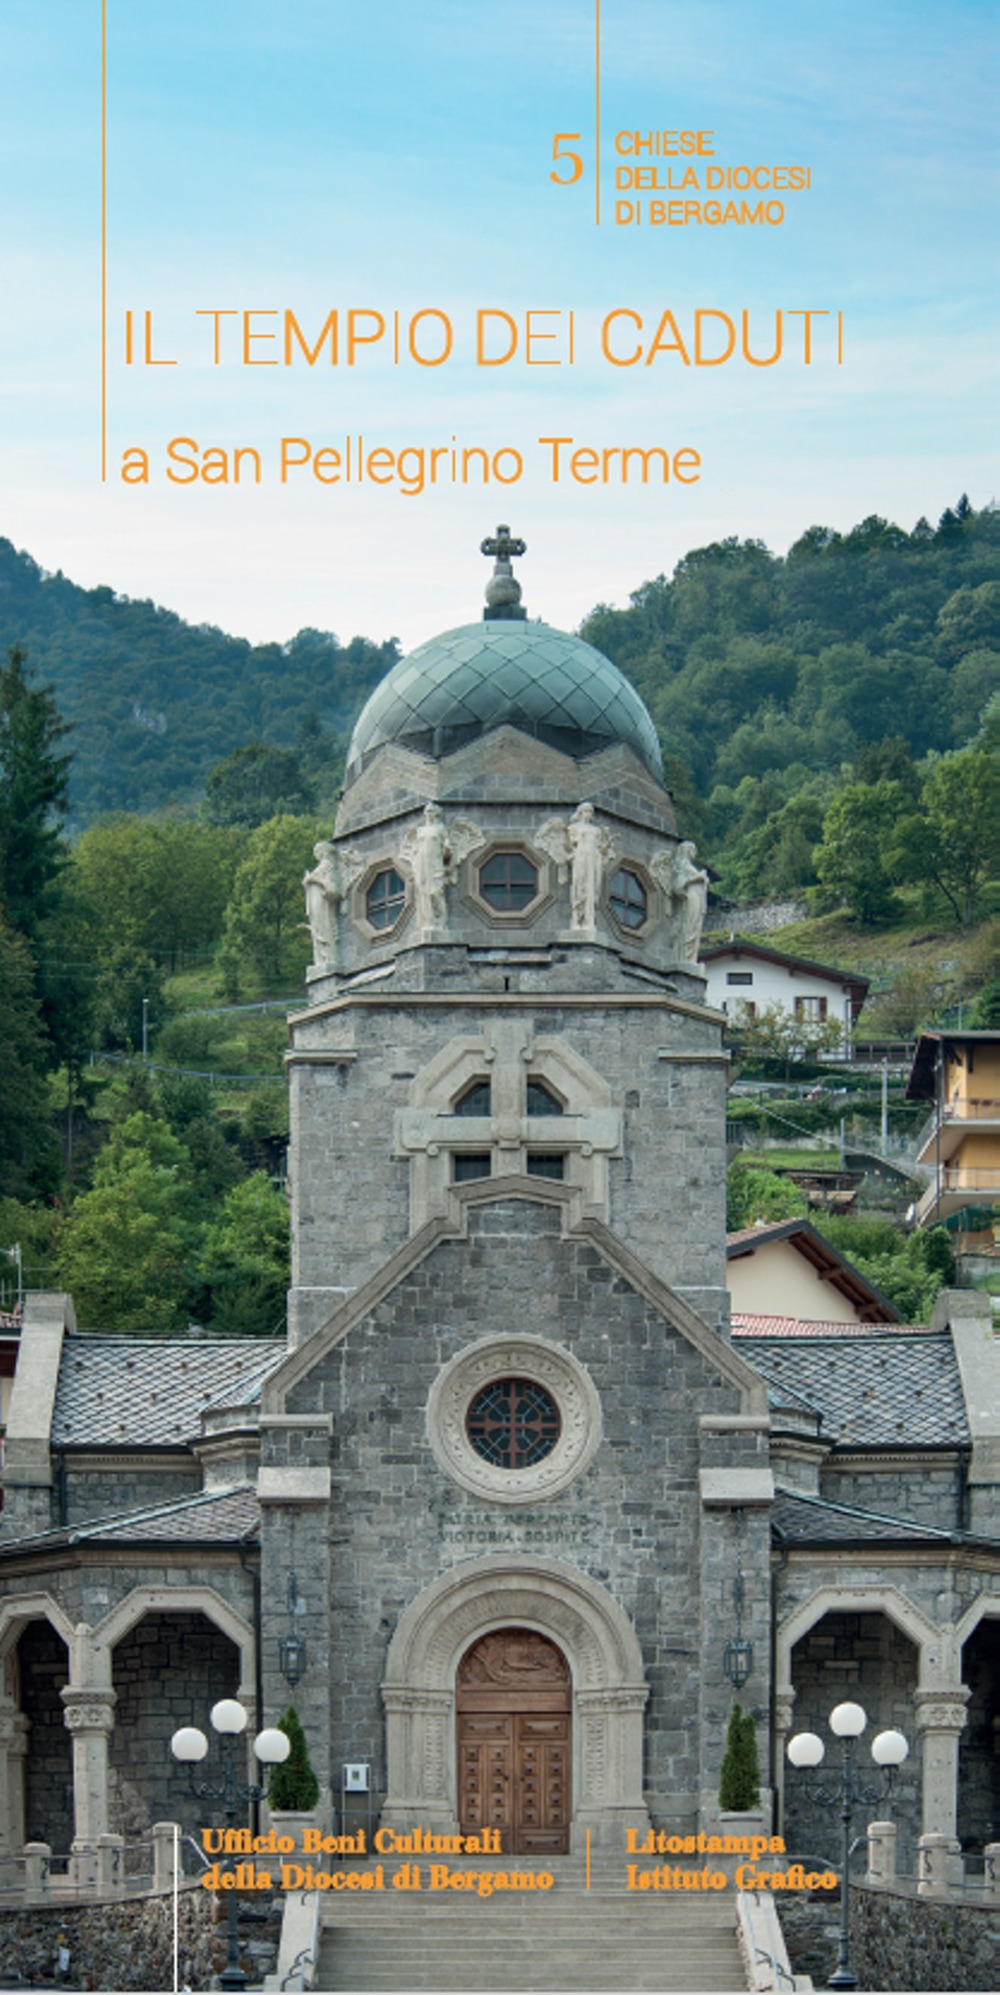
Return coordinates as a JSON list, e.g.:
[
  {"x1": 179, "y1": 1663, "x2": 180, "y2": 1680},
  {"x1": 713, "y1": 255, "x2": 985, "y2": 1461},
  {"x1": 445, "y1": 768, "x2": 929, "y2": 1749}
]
[{"x1": 287, "y1": 990, "x2": 720, "y2": 1029}]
